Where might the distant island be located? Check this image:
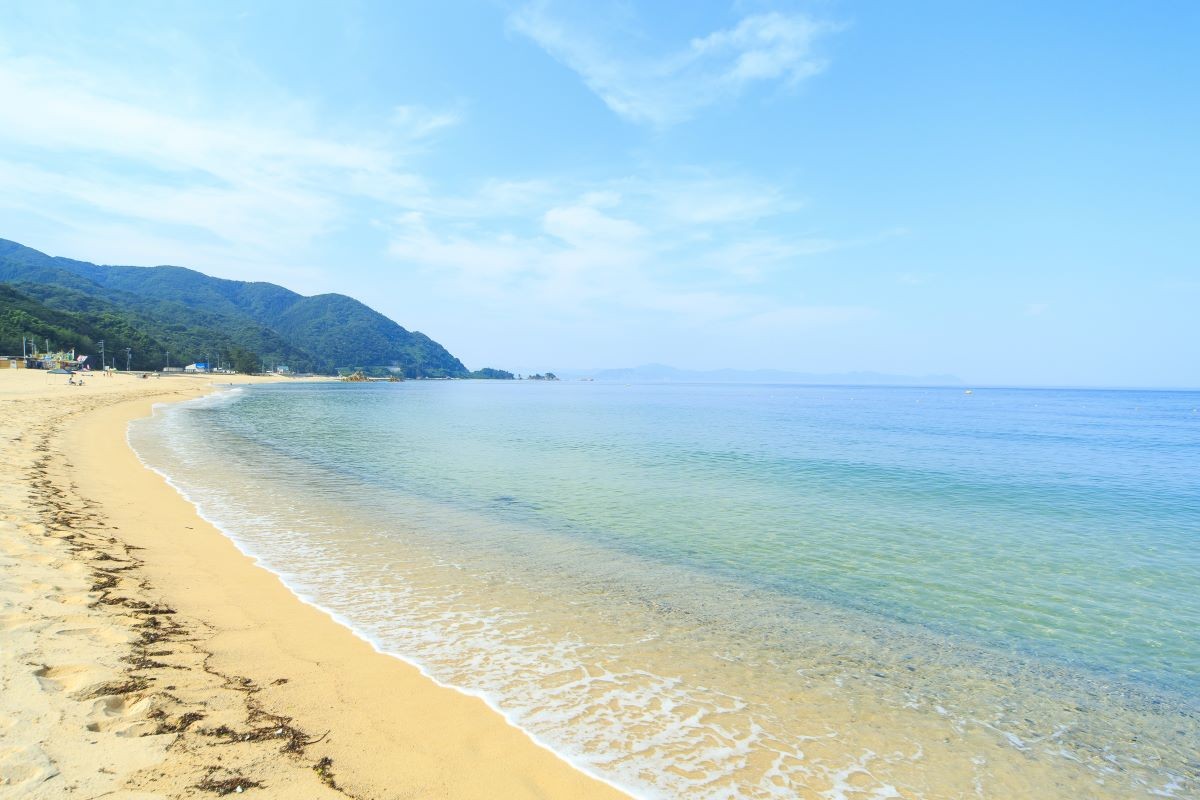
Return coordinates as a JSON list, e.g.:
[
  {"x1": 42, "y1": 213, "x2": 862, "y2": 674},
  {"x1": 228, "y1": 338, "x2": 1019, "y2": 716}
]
[
  {"x1": 551, "y1": 364, "x2": 963, "y2": 386},
  {"x1": 0, "y1": 238, "x2": 509, "y2": 379}
]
